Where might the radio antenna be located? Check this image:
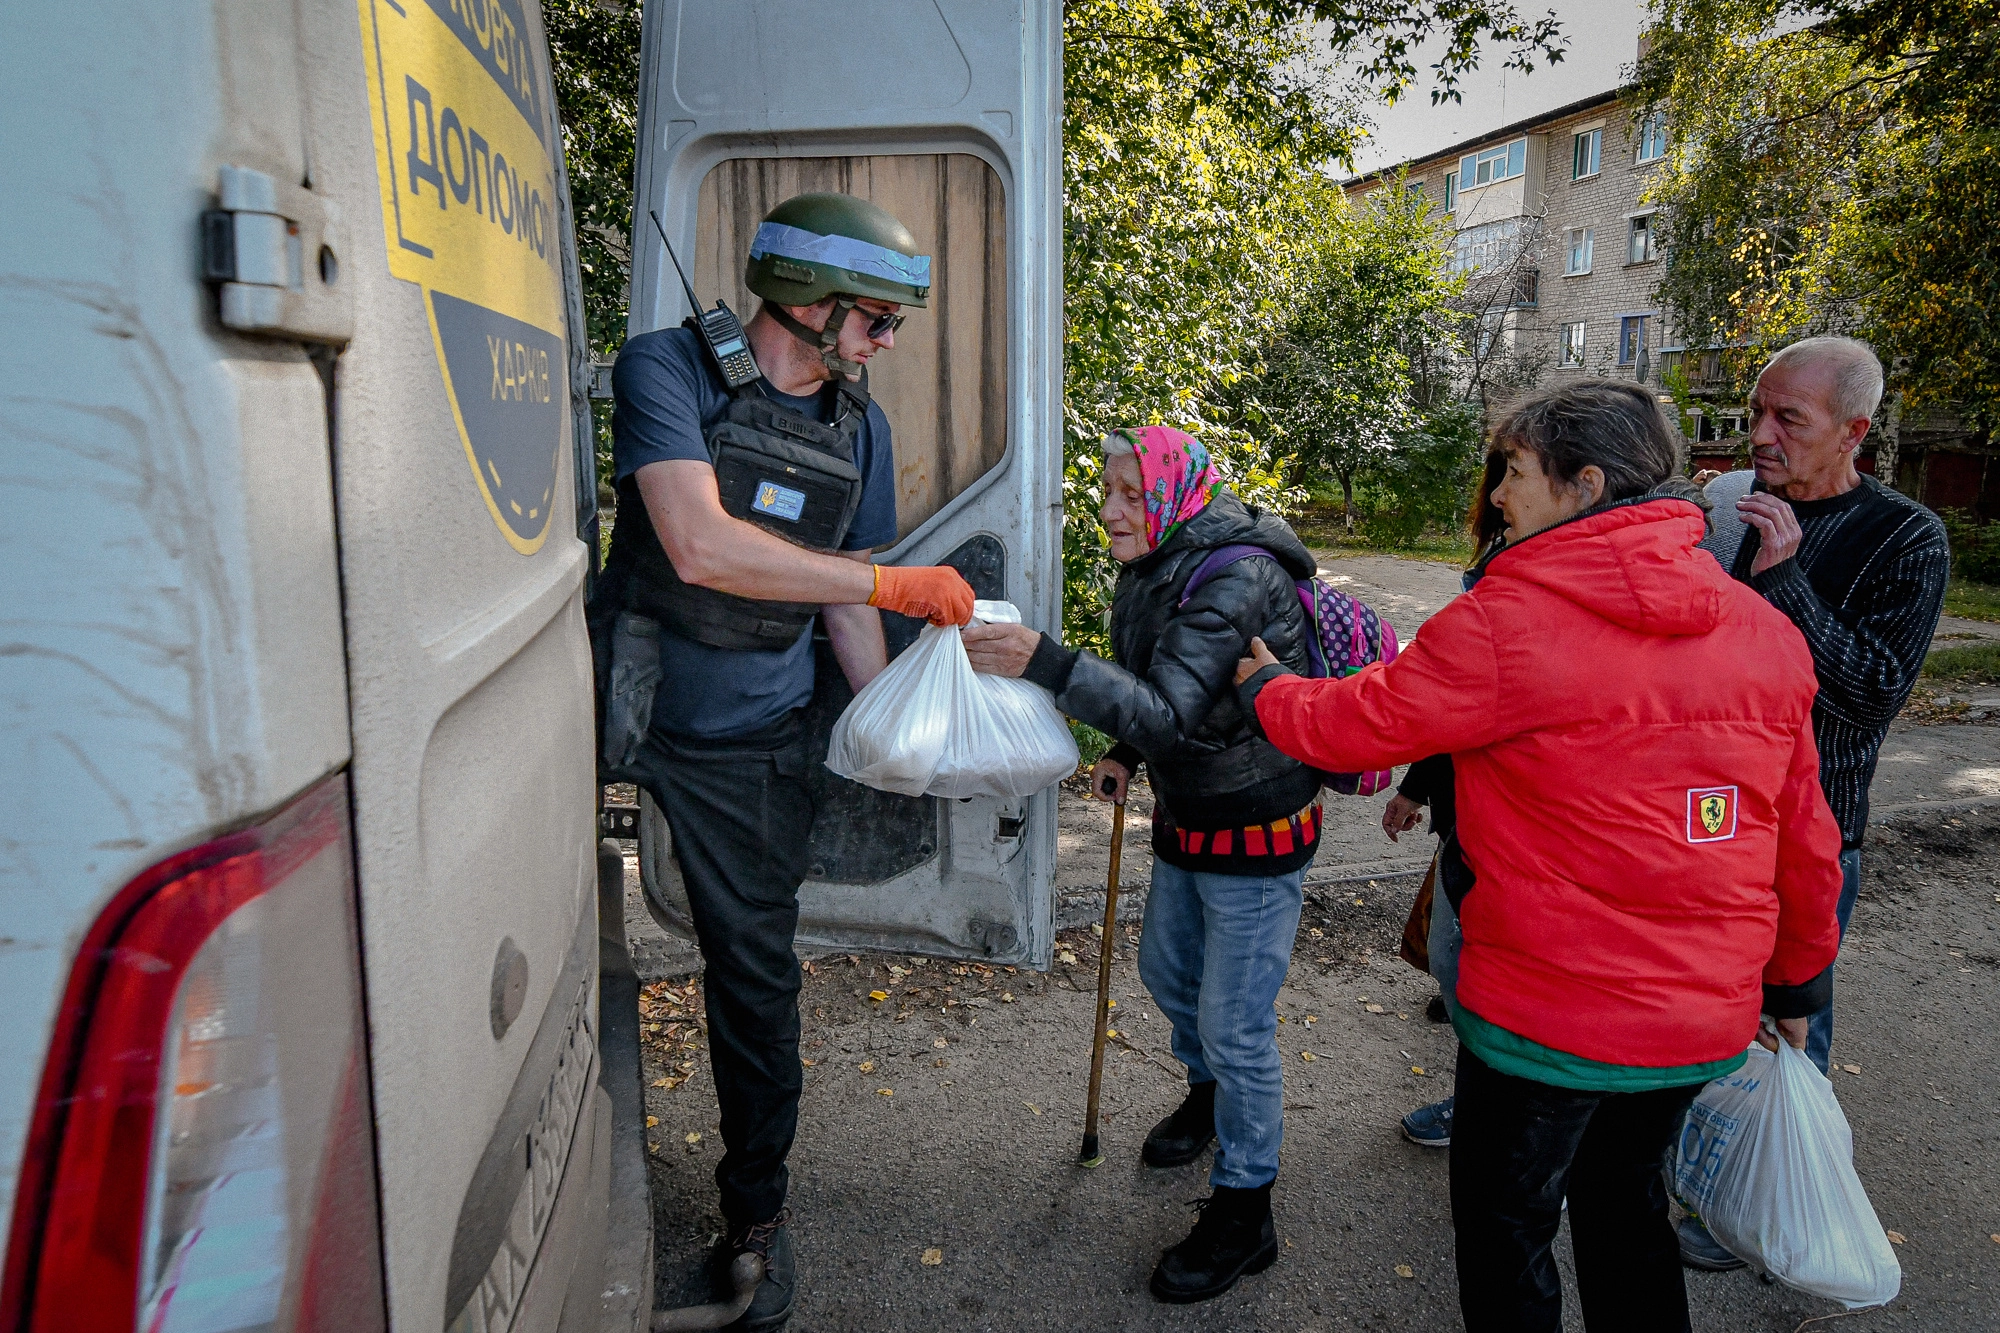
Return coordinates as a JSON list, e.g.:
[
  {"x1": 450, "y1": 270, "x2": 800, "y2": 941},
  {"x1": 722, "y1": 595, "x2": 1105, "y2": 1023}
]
[{"x1": 649, "y1": 210, "x2": 702, "y2": 314}]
